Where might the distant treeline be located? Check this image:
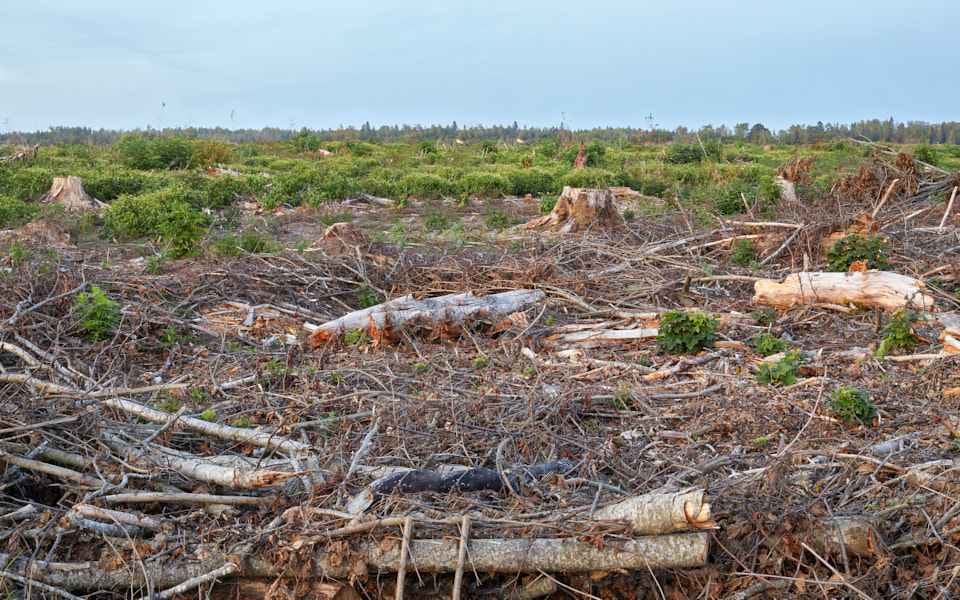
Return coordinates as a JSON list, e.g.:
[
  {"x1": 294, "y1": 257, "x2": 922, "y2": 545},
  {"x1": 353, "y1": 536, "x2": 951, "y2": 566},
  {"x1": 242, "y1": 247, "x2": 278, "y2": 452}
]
[{"x1": 4, "y1": 118, "x2": 960, "y2": 147}]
